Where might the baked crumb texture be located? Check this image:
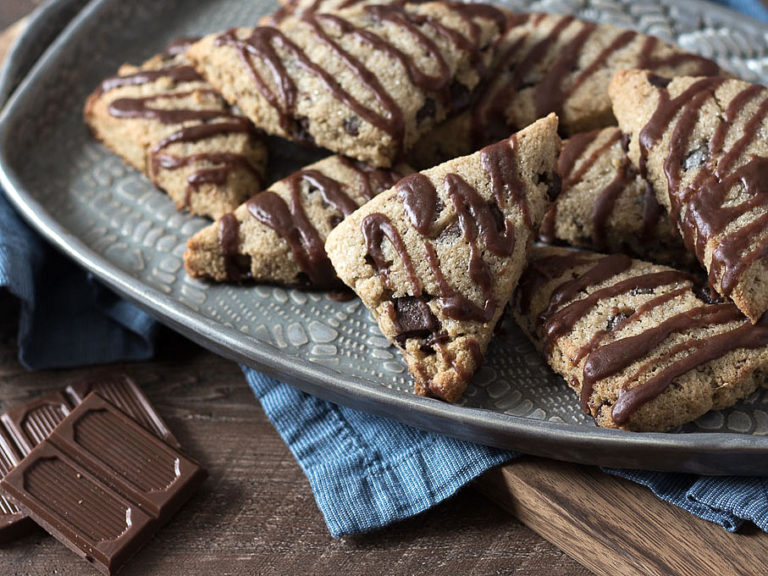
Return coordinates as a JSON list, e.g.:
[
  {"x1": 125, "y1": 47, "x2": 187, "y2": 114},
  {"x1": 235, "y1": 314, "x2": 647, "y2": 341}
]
[
  {"x1": 184, "y1": 155, "x2": 407, "y2": 287},
  {"x1": 611, "y1": 70, "x2": 768, "y2": 322},
  {"x1": 540, "y1": 126, "x2": 694, "y2": 268},
  {"x1": 186, "y1": 2, "x2": 507, "y2": 167},
  {"x1": 84, "y1": 39, "x2": 268, "y2": 220},
  {"x1": 410, "y1": 12, "x2": 722, "y2": 169},
  {"x1": 326, "y1": 114, "x2": 560, "y2": 402},
  {"x1": 513, "y1": 245, "x2": 768, "y2": 432}
]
